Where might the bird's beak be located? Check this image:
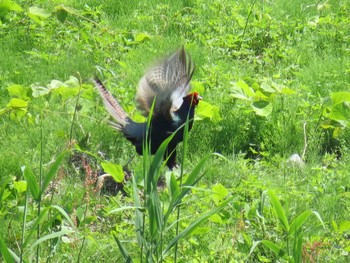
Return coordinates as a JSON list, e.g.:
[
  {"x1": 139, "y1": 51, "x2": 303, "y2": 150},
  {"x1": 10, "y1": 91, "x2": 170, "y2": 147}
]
[{"x1": 197, "y1": 95, "x2": 203, "y2": 100}]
